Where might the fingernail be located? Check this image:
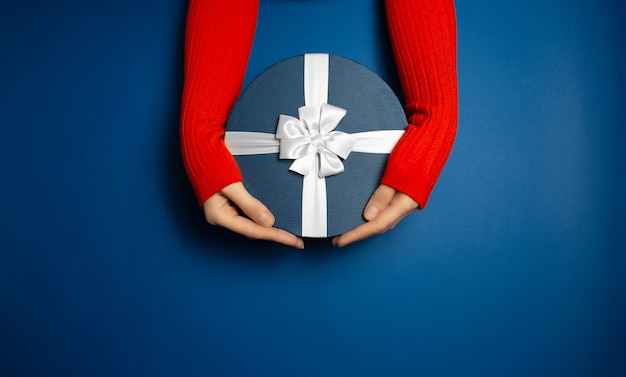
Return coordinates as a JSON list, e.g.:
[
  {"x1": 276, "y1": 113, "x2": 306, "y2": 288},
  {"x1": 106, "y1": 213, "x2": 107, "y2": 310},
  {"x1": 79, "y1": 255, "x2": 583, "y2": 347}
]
[
  {"x1": 297, "y1": 239, "x2": 304, "y2": 249},
  {"x1": 364, "y1": 204, "x2": 379, "y2": 220}
]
